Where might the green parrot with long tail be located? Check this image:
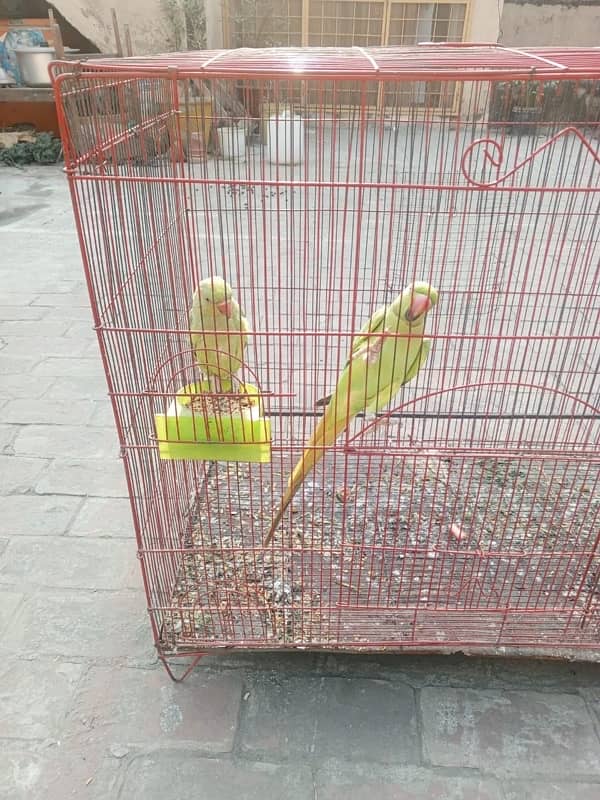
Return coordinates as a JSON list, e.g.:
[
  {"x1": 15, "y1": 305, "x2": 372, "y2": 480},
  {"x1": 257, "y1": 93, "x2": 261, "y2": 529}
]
[
  {"x1": 264, "y1": 281, "x2": 439, "y2": 546},
  {"x1": 189, "y1": 276, "x2": 249, "y2": 392}
]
